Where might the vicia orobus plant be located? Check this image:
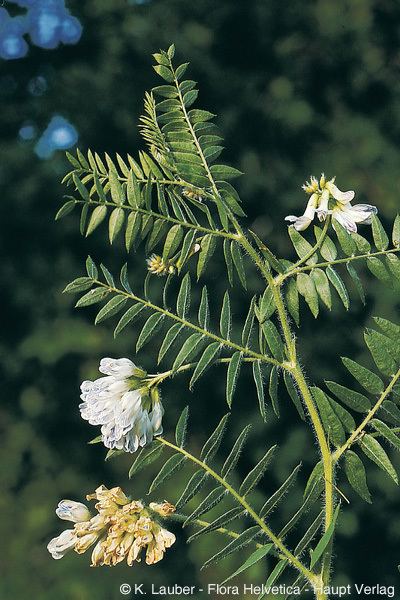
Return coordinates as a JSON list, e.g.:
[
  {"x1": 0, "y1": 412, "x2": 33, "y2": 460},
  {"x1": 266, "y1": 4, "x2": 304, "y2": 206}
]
[{"x1": 49, "y1": 45, "x2": 400, "y2": 599}]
